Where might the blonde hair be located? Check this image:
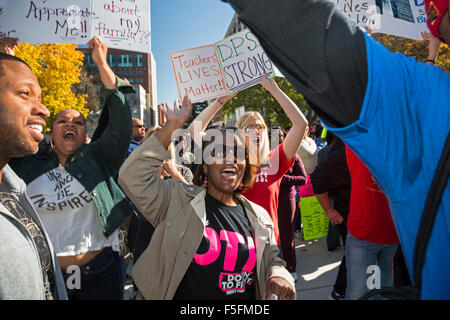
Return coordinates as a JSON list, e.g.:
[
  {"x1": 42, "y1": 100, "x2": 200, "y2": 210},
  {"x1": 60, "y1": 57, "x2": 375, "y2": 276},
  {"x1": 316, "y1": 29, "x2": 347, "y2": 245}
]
[
  {"x1": 234, "y1": 111, "x2": 270, "y2": 165},
  {"x1": 143, "y1": 126, "x2": 161, "y2": 142}
]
